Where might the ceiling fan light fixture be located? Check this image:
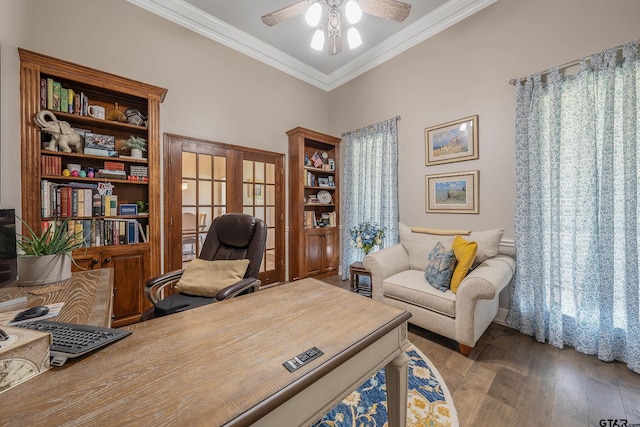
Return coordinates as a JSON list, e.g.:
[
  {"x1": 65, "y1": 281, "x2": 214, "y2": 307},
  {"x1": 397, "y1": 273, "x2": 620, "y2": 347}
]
[
  {"x1": 311, "y1": 28, "x2": 325, "y2": 51},
  {"x1": 305, "y1": 2, "x2": 322, "y2": 27},
  {"x1": 347, "y1": 27, "x2": 362, "y2": 49},
  {"x1": 345, "y1": 0, "x2": 362, "y2": 24}
]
